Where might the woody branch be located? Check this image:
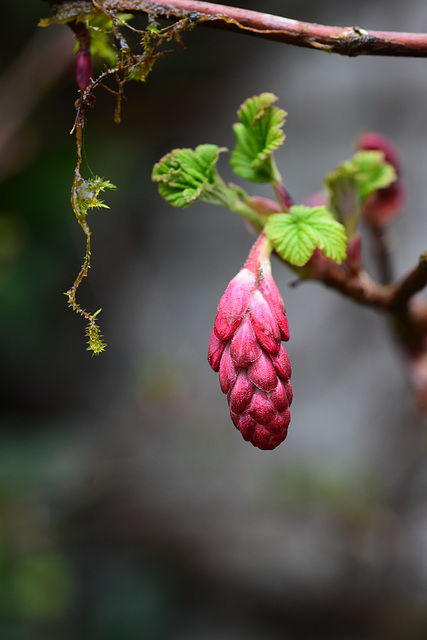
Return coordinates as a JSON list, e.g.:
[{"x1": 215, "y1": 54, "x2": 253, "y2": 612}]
[{"x1": 49, "y1": 0, "x2": 427, "y2": 58}]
